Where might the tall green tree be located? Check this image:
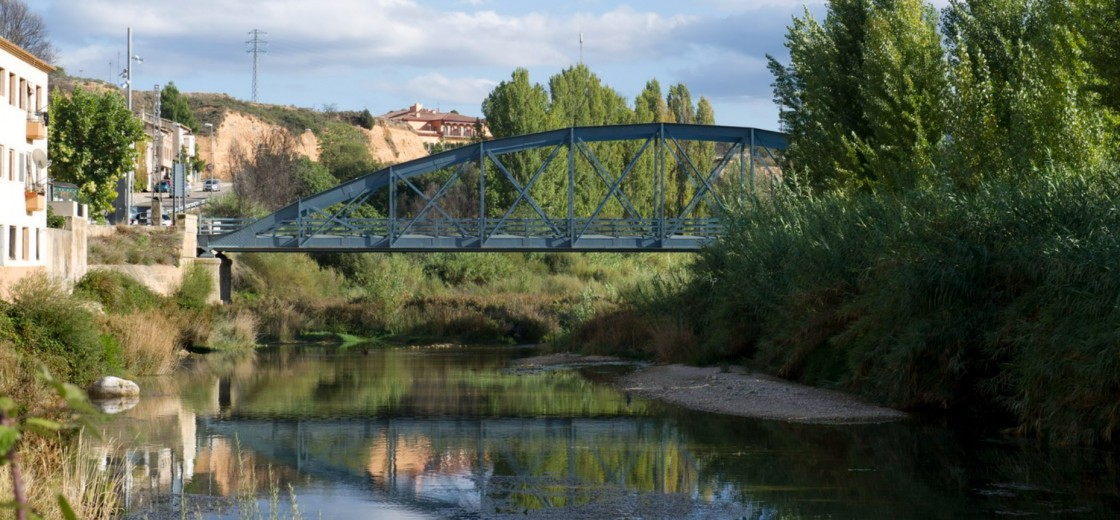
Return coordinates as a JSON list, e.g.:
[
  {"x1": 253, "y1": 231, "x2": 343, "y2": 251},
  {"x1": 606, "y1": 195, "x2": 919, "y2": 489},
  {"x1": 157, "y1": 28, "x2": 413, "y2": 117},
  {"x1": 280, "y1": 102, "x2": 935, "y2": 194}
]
[
  {"x1": 1081, "y1": 0, "x2": 1120, "y2": 113},
  {"x1": 548, "y1": 65, "x2": 634, "y2": 216},
  {"x1": 943, "y1": 0, "x2": 1113, "y2": 180},
  {"x1": 851, "y1": 0, "x2": 946, "y2": 191},
  {"x1": 159, "y1": 82, "x2": 199, "y2": 133},
  {"x1": 49, "y1": 87, "x2": 145, "y2": 217},
  {"x1": 481, "y1": 68, "x2": 558, "y2": 214},
  {"x1": 664, "y1": 84, "x2": 698, "y2": 213},
  {"x1": 635, "y1": 80, "x2": 671, "y2": 123},
  {"x1": 769, "y1": 0, "x2": 947, "y2": 191}
]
